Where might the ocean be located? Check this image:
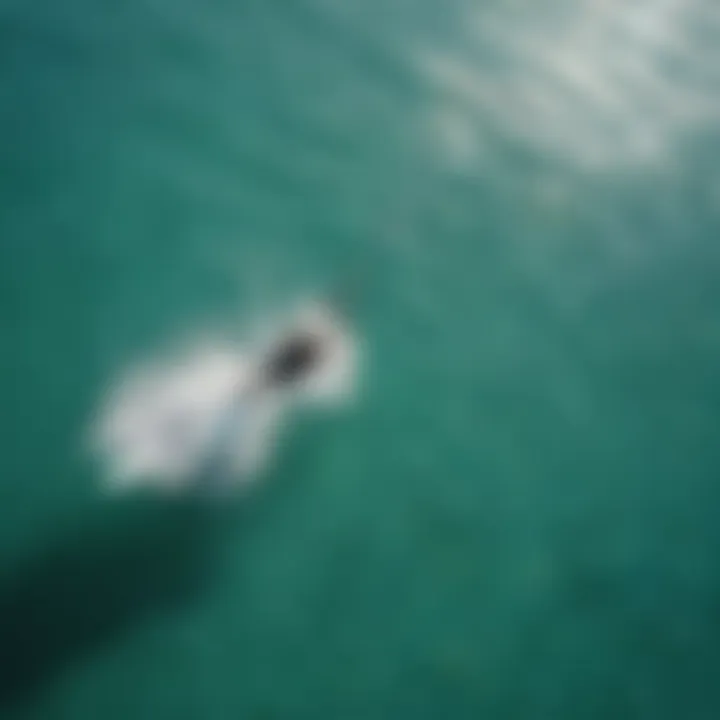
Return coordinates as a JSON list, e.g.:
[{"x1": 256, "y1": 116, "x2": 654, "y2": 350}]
[{"x1": 1, "y1": 0, "x2": 720, "y2": 718}]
